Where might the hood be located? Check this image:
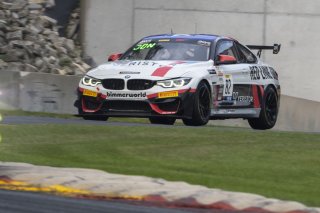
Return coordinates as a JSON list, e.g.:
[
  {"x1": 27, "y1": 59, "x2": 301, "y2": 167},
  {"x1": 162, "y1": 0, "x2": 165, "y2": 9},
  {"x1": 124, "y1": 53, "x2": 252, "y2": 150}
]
[{"x1": 87, "y1": 60, "x2": 211, "y2": 79}]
